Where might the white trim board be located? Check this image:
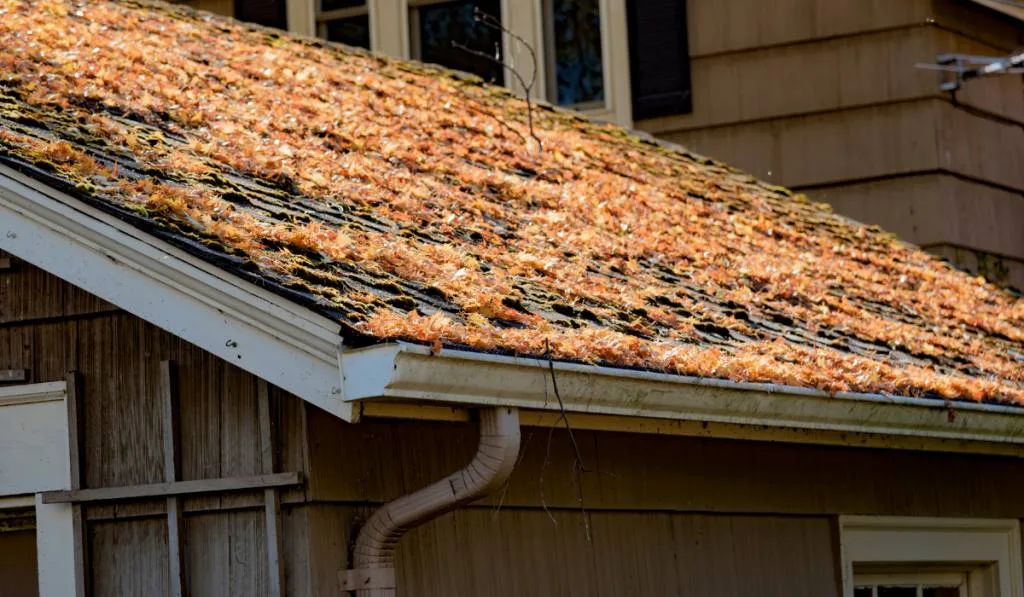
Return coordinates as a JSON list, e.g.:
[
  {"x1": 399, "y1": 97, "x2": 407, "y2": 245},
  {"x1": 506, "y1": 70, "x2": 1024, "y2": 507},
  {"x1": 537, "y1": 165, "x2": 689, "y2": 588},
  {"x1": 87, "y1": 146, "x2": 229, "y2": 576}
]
[
  {"x1": 0, "y1": 165, "x2": 353, "y2": 420},
  {"x1": 840, "y1": 516, "x2": 1023, "y2": 597}
]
